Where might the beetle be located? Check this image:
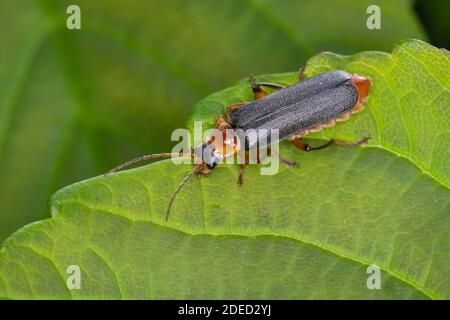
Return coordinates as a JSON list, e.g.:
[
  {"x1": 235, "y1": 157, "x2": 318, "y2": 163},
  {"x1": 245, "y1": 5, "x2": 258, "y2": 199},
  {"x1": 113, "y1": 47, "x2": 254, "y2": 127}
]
[{"x1": 105, "y1": 68, "x2": 372, "y2": 221}]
